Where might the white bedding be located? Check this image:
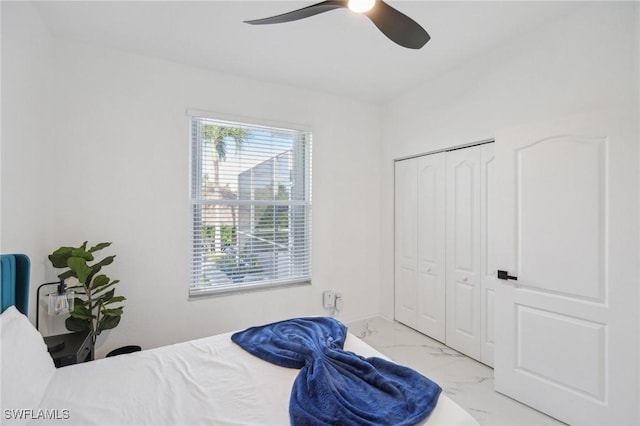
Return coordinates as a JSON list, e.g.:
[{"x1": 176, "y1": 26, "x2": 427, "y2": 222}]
[
  {"x1": 0, "y1": 308, "x2": 477, "y2": 425},
  {"x1": 33, "y1": 332, "x2": 478, "y2": 426}
]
